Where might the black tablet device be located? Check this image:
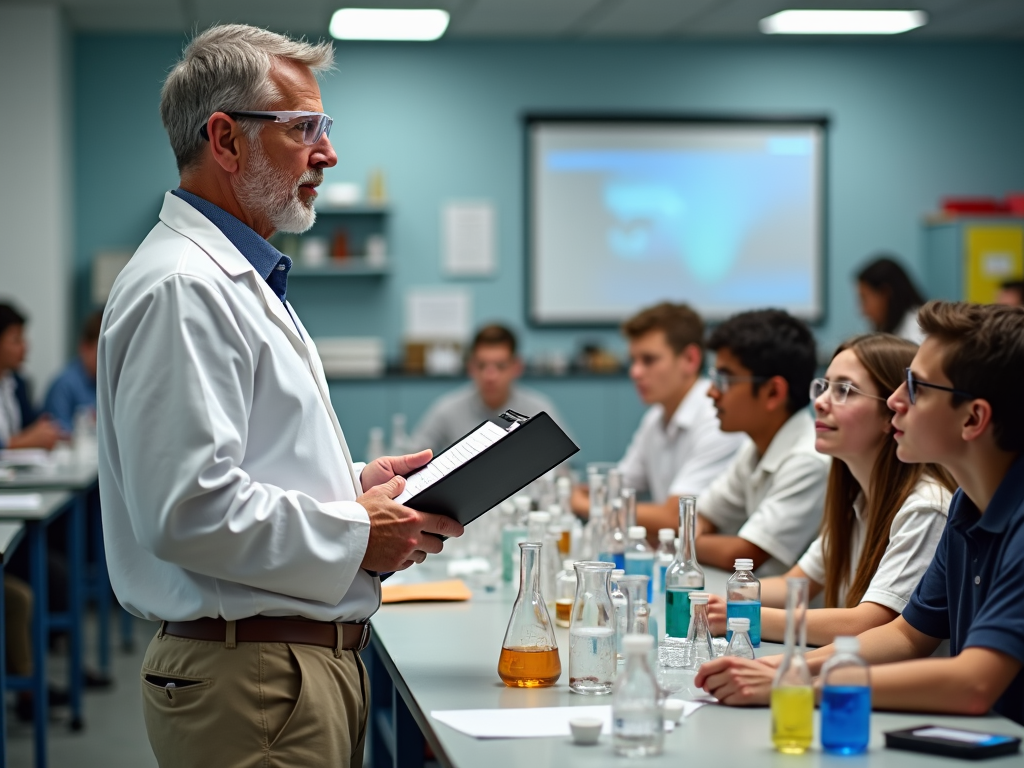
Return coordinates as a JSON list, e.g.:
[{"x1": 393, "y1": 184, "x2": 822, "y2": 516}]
[{"x1": 885, "y1": 725, "x2": 1021, "y2": 760}]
